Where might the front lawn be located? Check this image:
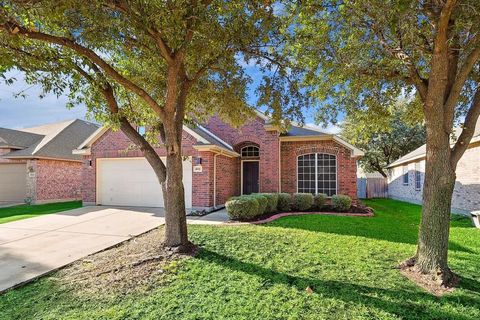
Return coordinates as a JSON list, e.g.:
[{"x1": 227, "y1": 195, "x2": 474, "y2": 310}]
[
  {"x1": 0, "y1": 199, "x2": 478, "y2": 319},
  {"x1": 0, "y1": 201, "x2": 82, "y2": 224}
]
